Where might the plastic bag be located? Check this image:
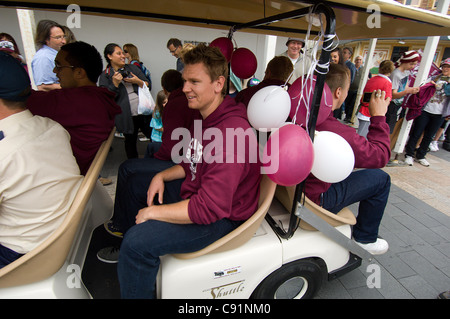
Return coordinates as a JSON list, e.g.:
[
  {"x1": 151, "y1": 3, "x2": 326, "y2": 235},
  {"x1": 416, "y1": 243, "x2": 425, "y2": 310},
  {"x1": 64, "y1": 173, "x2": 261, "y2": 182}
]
[{"x1": 137, "y1": 82, "x2": 155, "y2": 115}]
